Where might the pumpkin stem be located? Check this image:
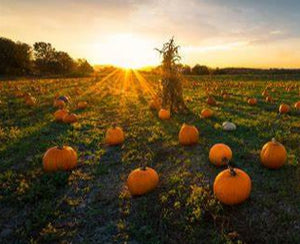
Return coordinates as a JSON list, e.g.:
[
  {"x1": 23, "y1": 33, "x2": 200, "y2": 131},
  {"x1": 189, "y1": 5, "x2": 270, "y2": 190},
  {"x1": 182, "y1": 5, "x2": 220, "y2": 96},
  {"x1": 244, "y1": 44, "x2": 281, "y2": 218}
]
[
  {"x1": 112, "y1": 123, "x2": 117, "y2": 128},
  {"x1": 140, "y1": 165, "x2": 147, "y2": 171},
  {"x1": 271, "y1": 137, "x2": 276, "y2": 143},
  {"x1": 228, "y1": 164, "x2": 237, "y2": 176},
  {"x1": 57, "y1": 143, "x2": 64, "y2": 150}
]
